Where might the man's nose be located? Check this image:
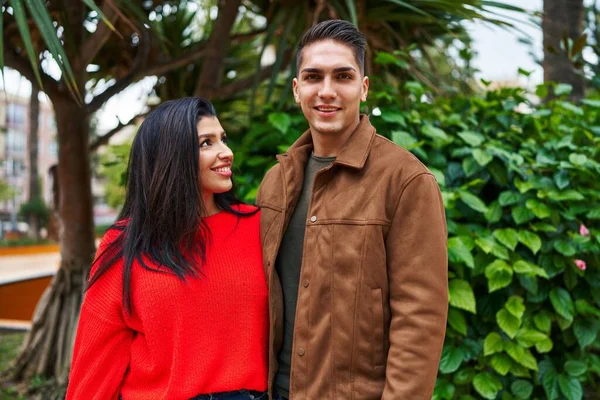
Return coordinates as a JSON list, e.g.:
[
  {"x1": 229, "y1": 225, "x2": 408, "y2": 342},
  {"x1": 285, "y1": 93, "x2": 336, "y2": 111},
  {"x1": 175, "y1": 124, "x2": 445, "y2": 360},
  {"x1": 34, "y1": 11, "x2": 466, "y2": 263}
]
[{"x1": 318, "y1": 77, "x2": 337, "y2": 99}]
